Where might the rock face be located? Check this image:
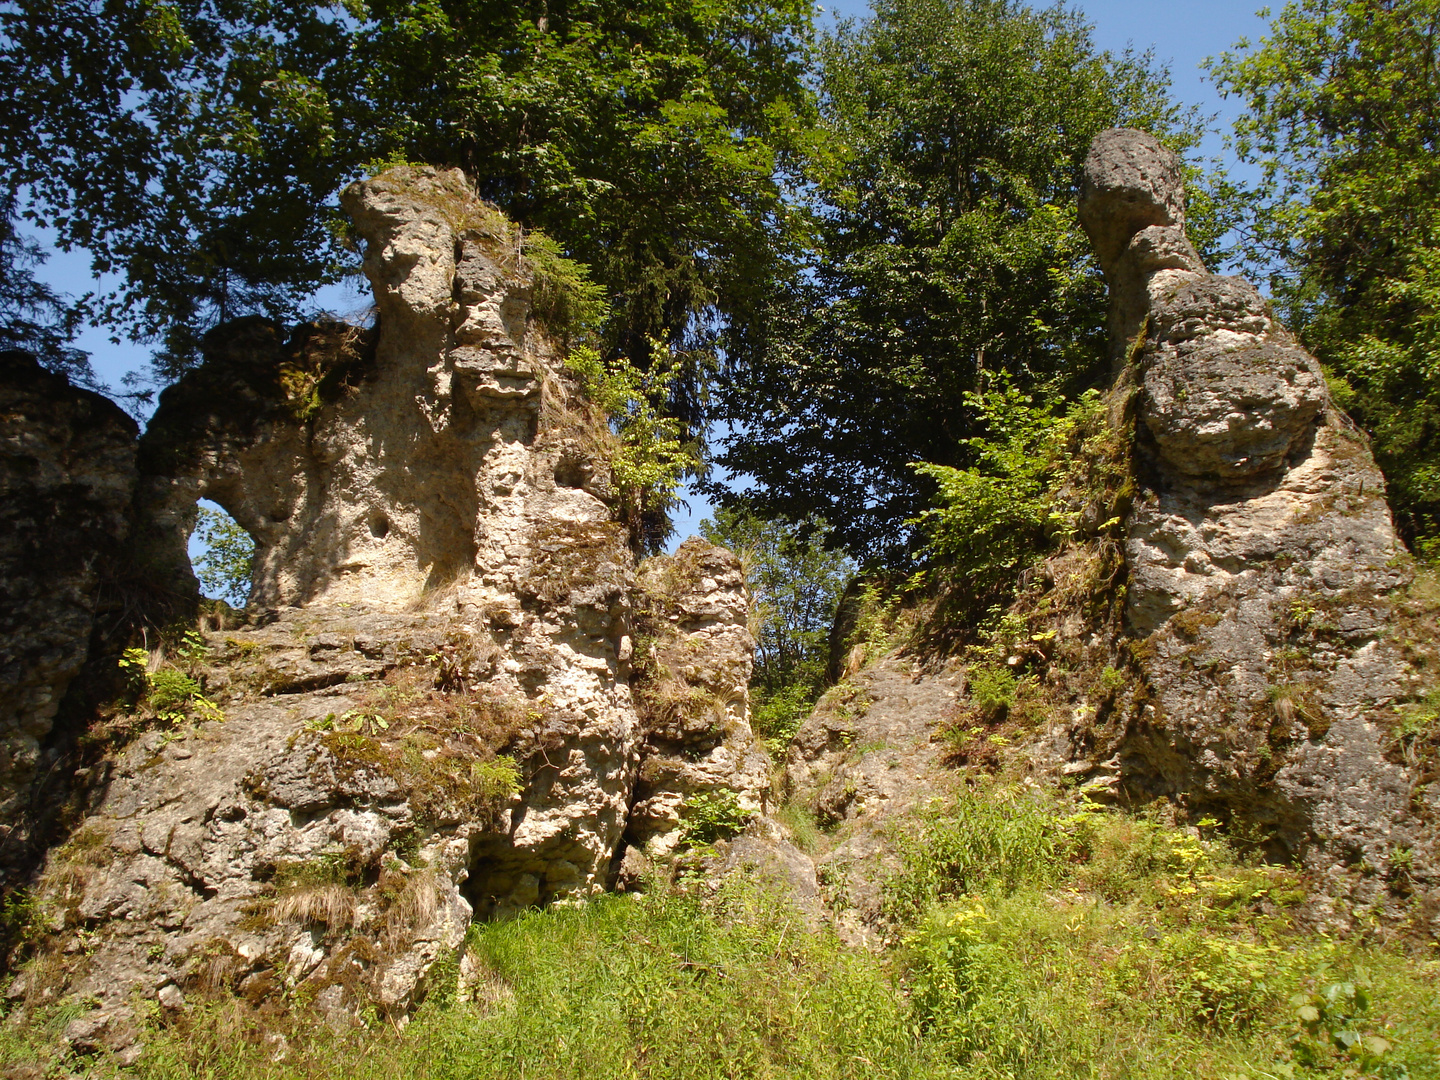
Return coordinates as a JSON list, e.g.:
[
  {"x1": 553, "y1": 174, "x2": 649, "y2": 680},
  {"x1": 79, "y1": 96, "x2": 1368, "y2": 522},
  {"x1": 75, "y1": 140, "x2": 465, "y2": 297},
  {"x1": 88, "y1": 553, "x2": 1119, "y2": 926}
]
[
  {"x1": 0, "y1": 353, "x2": 137, "y2": 841},
  {"x1": 783, "y1": 653, "x2": 966, "y2": 944},
  {"x1": 10, "y1": 169, "x2": 759, "y2": 1042},
  {"x1": 1070, "y1": 129, "x2": 1435, "y2": 902}
]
